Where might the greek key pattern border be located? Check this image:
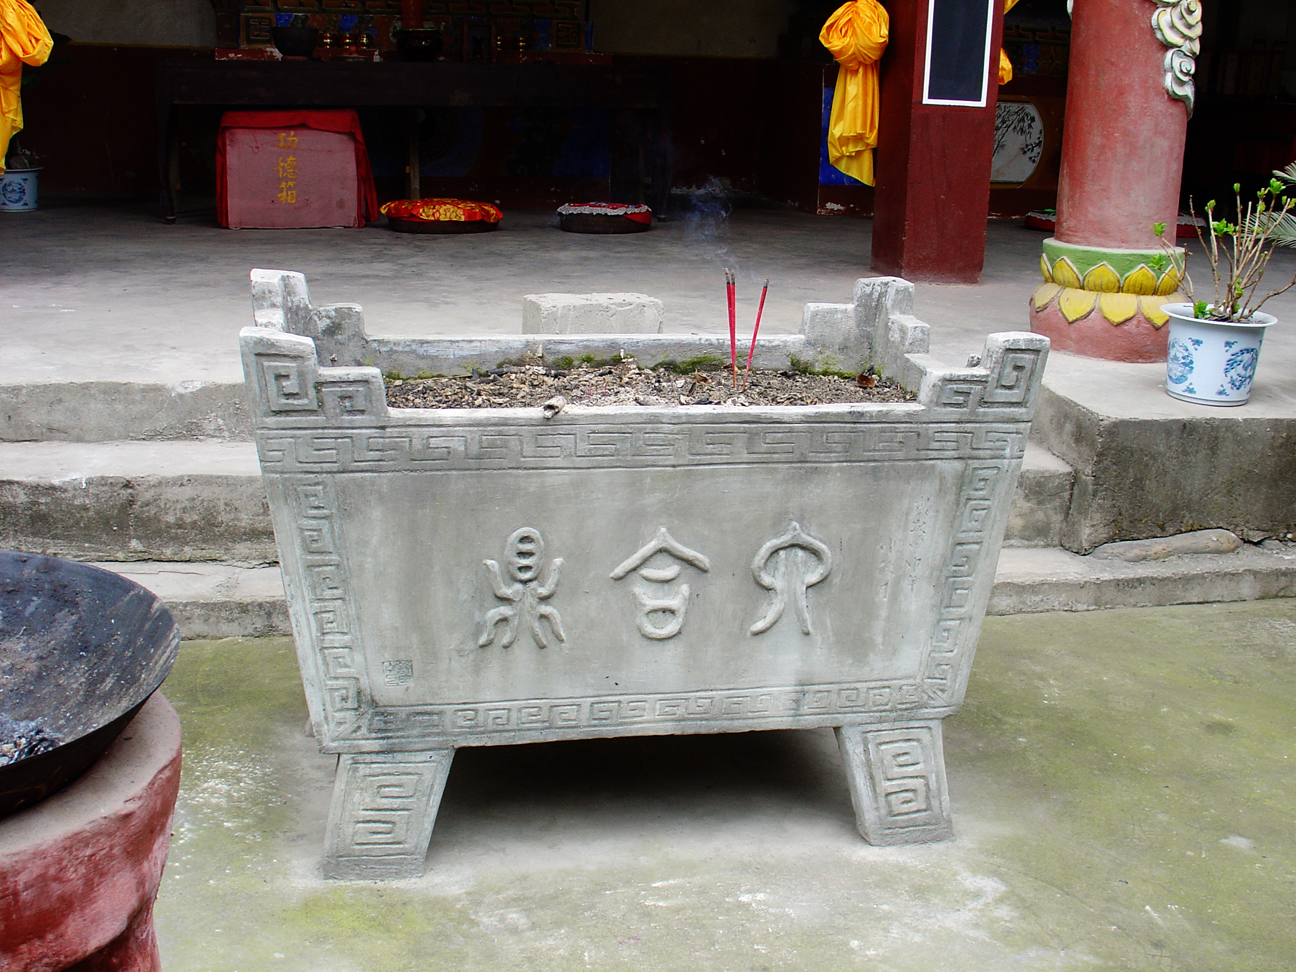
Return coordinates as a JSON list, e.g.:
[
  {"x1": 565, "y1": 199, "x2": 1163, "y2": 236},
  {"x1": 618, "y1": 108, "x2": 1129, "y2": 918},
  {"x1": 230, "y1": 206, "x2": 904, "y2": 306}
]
[
  {"x1": 339, "y1": 680, "x2": 930, "y2": 743},
  {"x1": 255, "y1": 423, "x2": 1028, "y2": 474},
  {"x1": 921, "y1": 462, "x2": 1004, "y2": 705},
  {"x1": 283, "y1": 474, "x2": 368, "y2": 739}
]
